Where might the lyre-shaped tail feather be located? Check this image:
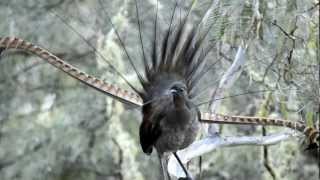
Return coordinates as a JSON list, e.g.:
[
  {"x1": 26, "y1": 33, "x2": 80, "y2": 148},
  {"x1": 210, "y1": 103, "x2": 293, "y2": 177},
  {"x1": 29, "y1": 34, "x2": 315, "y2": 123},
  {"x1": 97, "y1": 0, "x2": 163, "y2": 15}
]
[
  {"x1": 1, "y1": 36, "x2": 318, "y2": 148},
  {"x1": 0, "y1": 37, "x2": 142, "y2": 107},
  {"x1": 201, "y1": 113, "x2": 319, "y2": 148}
]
